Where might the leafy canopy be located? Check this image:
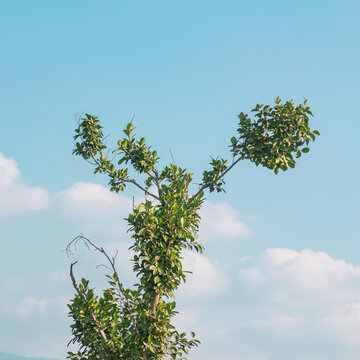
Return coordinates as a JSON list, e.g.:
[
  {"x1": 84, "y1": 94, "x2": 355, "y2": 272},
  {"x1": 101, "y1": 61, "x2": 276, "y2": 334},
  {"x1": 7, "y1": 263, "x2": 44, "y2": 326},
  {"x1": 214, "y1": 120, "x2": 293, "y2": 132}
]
[{"x1": 67, "y1": 98, "x2": 319, "y2": 360}]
